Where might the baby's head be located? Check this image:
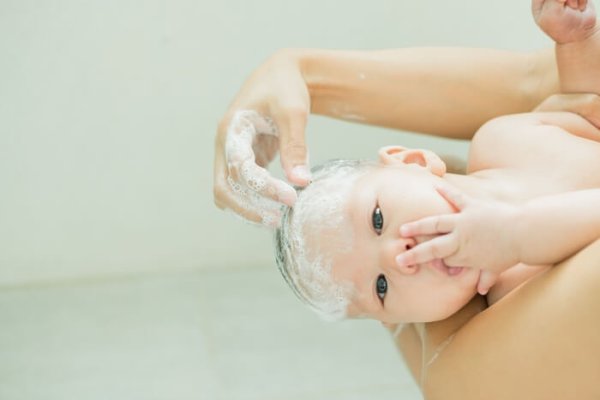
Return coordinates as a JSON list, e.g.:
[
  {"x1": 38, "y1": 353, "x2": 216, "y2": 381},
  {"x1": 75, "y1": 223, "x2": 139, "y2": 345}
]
[
  {"x1": 275, "y1": 146, "x2": 481, "y2": 324},
  {"x1": 274, "y1": 159, "x2": 376, "y2": 320}
]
